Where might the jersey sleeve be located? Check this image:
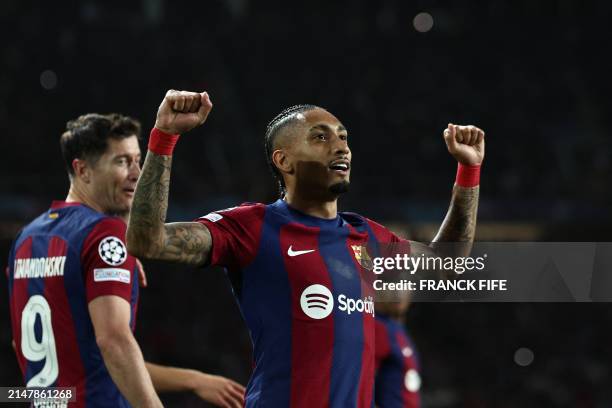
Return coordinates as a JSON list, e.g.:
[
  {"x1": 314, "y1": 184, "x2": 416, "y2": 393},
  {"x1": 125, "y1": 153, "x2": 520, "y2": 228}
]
[
  {"x1": 81, "y1": 217, "x2": 136, "y2": 303},
  {"x1": 195, "y1": 203, "x2": 265, "y2": 270},
  {"x1": 366, "y1": 218, "x2": 407, "y2": 244},
  {"x1": 366, "y1": 218, "x2": 411, "y2": 263}
]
